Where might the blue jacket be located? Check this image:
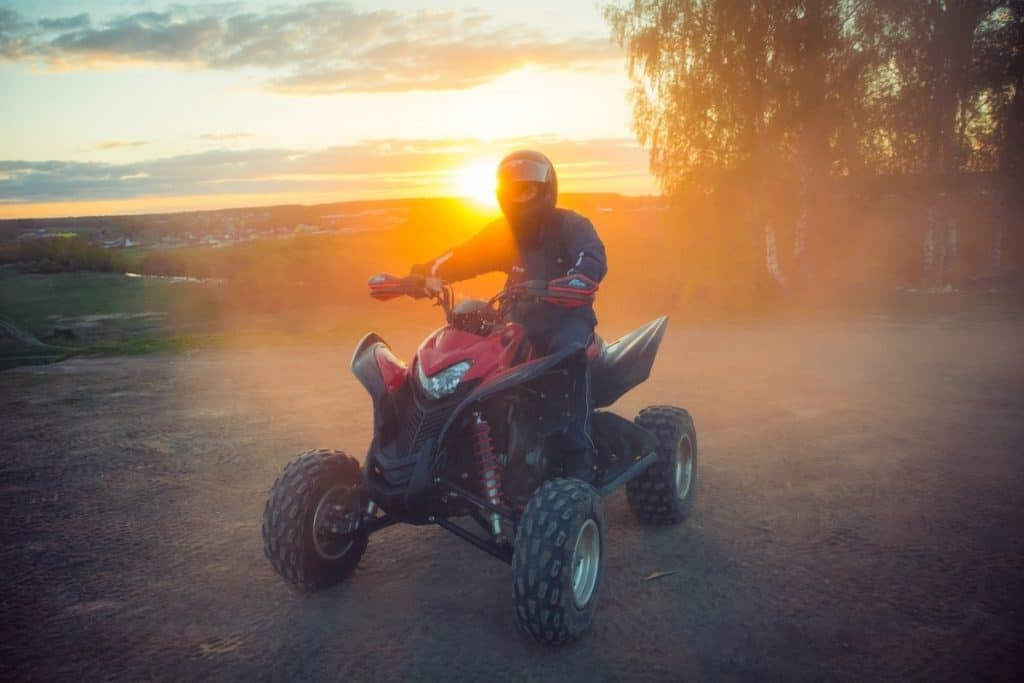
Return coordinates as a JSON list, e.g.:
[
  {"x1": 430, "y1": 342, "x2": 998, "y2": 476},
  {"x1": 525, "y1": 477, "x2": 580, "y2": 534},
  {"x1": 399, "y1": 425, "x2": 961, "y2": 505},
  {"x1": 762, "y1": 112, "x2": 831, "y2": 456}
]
[{"x1": 418, "y1": 208, "x2": 607, "y2": 328}]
